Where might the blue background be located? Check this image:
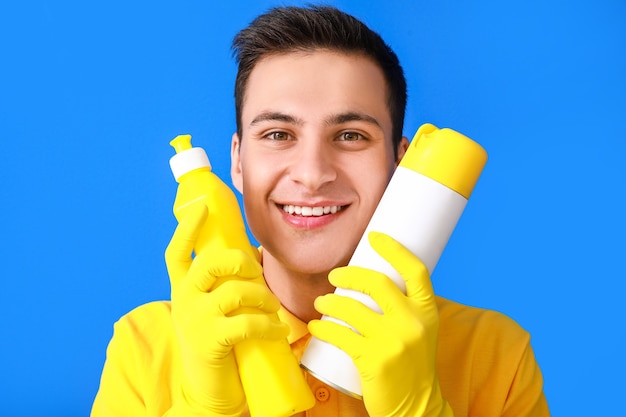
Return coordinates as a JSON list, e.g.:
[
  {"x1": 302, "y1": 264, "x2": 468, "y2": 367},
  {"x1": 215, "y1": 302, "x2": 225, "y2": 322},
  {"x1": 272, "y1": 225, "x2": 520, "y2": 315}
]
[{"x1": 1, "y1": 0, "x2": 624, "y2": 415}]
